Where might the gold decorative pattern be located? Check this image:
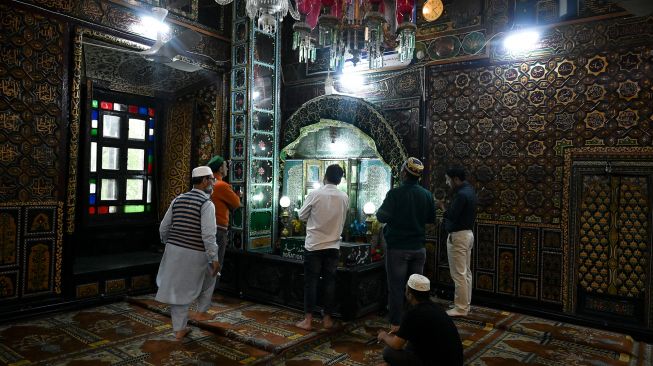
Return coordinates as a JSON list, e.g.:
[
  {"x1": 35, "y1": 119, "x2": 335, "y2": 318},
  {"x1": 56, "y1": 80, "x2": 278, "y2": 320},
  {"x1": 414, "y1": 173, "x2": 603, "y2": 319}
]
[
  {"x1": 615, "y1": 177, "x2": 648, "y2": 297},
  {"x1": 159, "y1": 100, "x2": 193, "y2": 218},
  {"x1": 577, "y1": 175, "x2": 611, "y2": 294},
  {"x1": 67, "y1": 28, "x2": 82, "y2": 233},
  {"x1": 562, "y1": 147, "x2": 653, "y2": 312},
  {"x1": 106, "y1": 278, "x2": 126, "y2": 294},
  {"x1": 76, "y1": 282, "x2": 99, "y2": 298}
]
